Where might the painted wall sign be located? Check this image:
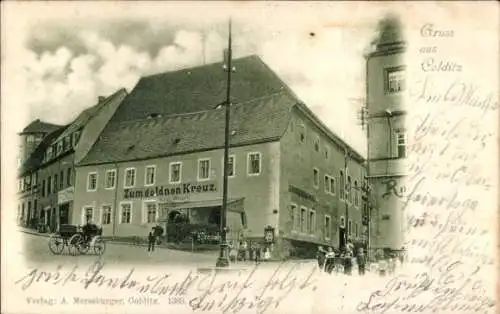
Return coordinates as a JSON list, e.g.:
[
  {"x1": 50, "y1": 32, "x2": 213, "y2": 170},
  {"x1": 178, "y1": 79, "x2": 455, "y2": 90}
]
[
  {"x1": 124, "y1": 182, "x2": 217, "y2": 200},
  {"x1": 57, "y1": 186, "x2": 74, "y2": 204}
]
